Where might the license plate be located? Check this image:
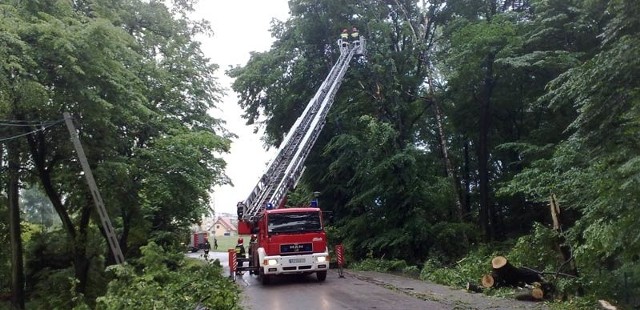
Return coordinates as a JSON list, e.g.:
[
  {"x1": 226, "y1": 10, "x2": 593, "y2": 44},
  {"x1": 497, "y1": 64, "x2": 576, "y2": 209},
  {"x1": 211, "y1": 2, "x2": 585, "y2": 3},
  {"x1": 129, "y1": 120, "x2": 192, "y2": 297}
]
[{"x1": 289, "y1": 258, "x2": 306, "y2": 263}]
